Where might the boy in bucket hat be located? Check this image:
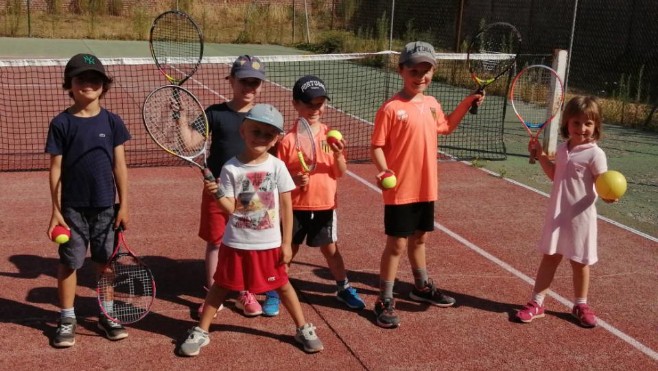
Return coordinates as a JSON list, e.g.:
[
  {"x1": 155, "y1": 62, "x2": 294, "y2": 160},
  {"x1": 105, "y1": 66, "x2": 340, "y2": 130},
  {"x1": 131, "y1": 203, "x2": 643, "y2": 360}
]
[
  {"x1": 180, "y1": 104, "x2": 324, "y2": 357},
  {"x1": 370, "y1": 41, "x2": 484, "y2": 328},
  {"x1": 274, "y1": 75, "x2": 366, "y2": 311},
  {"x1": 196, "y1": 55, "x2": 270, "y2": 318}
]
